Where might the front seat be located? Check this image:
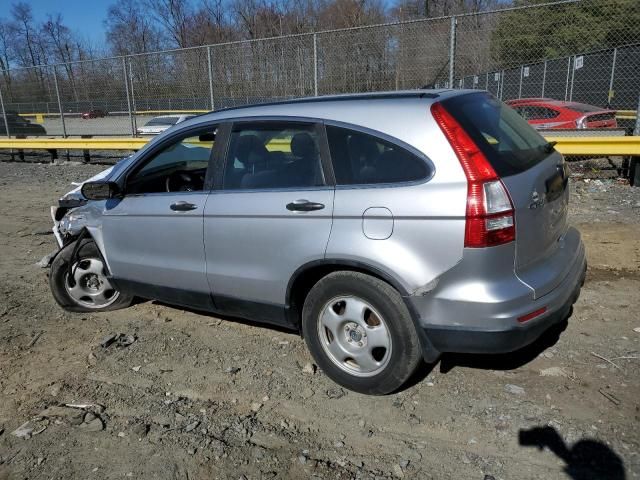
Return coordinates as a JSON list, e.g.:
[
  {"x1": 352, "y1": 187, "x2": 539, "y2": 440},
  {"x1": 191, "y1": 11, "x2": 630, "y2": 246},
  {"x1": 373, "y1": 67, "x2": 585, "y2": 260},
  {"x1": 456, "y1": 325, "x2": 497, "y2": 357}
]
[
  {"x1": 238, "y1": 135, "x2": 273, "y2": 189},
  {"x1": 285, "y1": 132, "x2": 321, "y2": 186}
]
